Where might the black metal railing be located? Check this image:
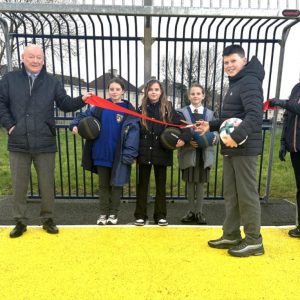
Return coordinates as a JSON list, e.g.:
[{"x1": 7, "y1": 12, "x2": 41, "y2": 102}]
[{"x1": 0, "y1": 8, "x2": 298, "y2": 200}]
